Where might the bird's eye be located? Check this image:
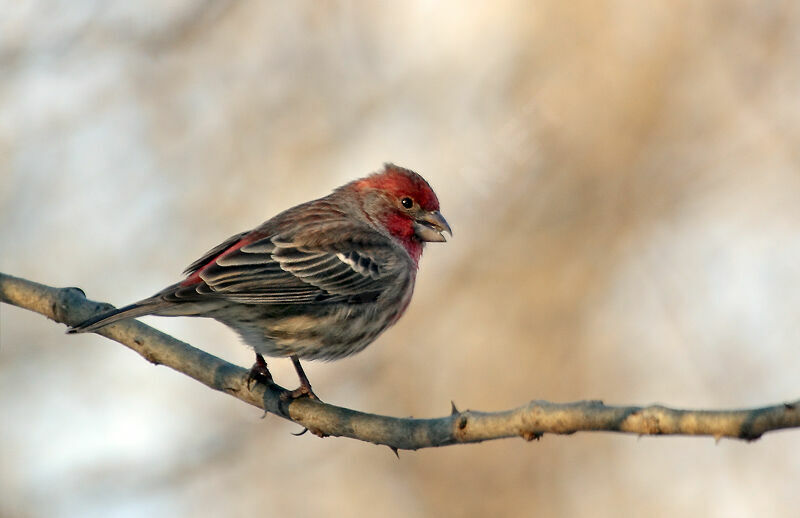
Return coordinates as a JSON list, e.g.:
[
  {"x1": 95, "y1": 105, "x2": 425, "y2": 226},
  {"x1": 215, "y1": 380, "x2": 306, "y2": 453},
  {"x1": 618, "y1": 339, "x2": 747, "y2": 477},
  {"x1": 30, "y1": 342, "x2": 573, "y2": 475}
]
[{"x1": 401, "y1": 197, "x2": 414, "y2": 209}]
